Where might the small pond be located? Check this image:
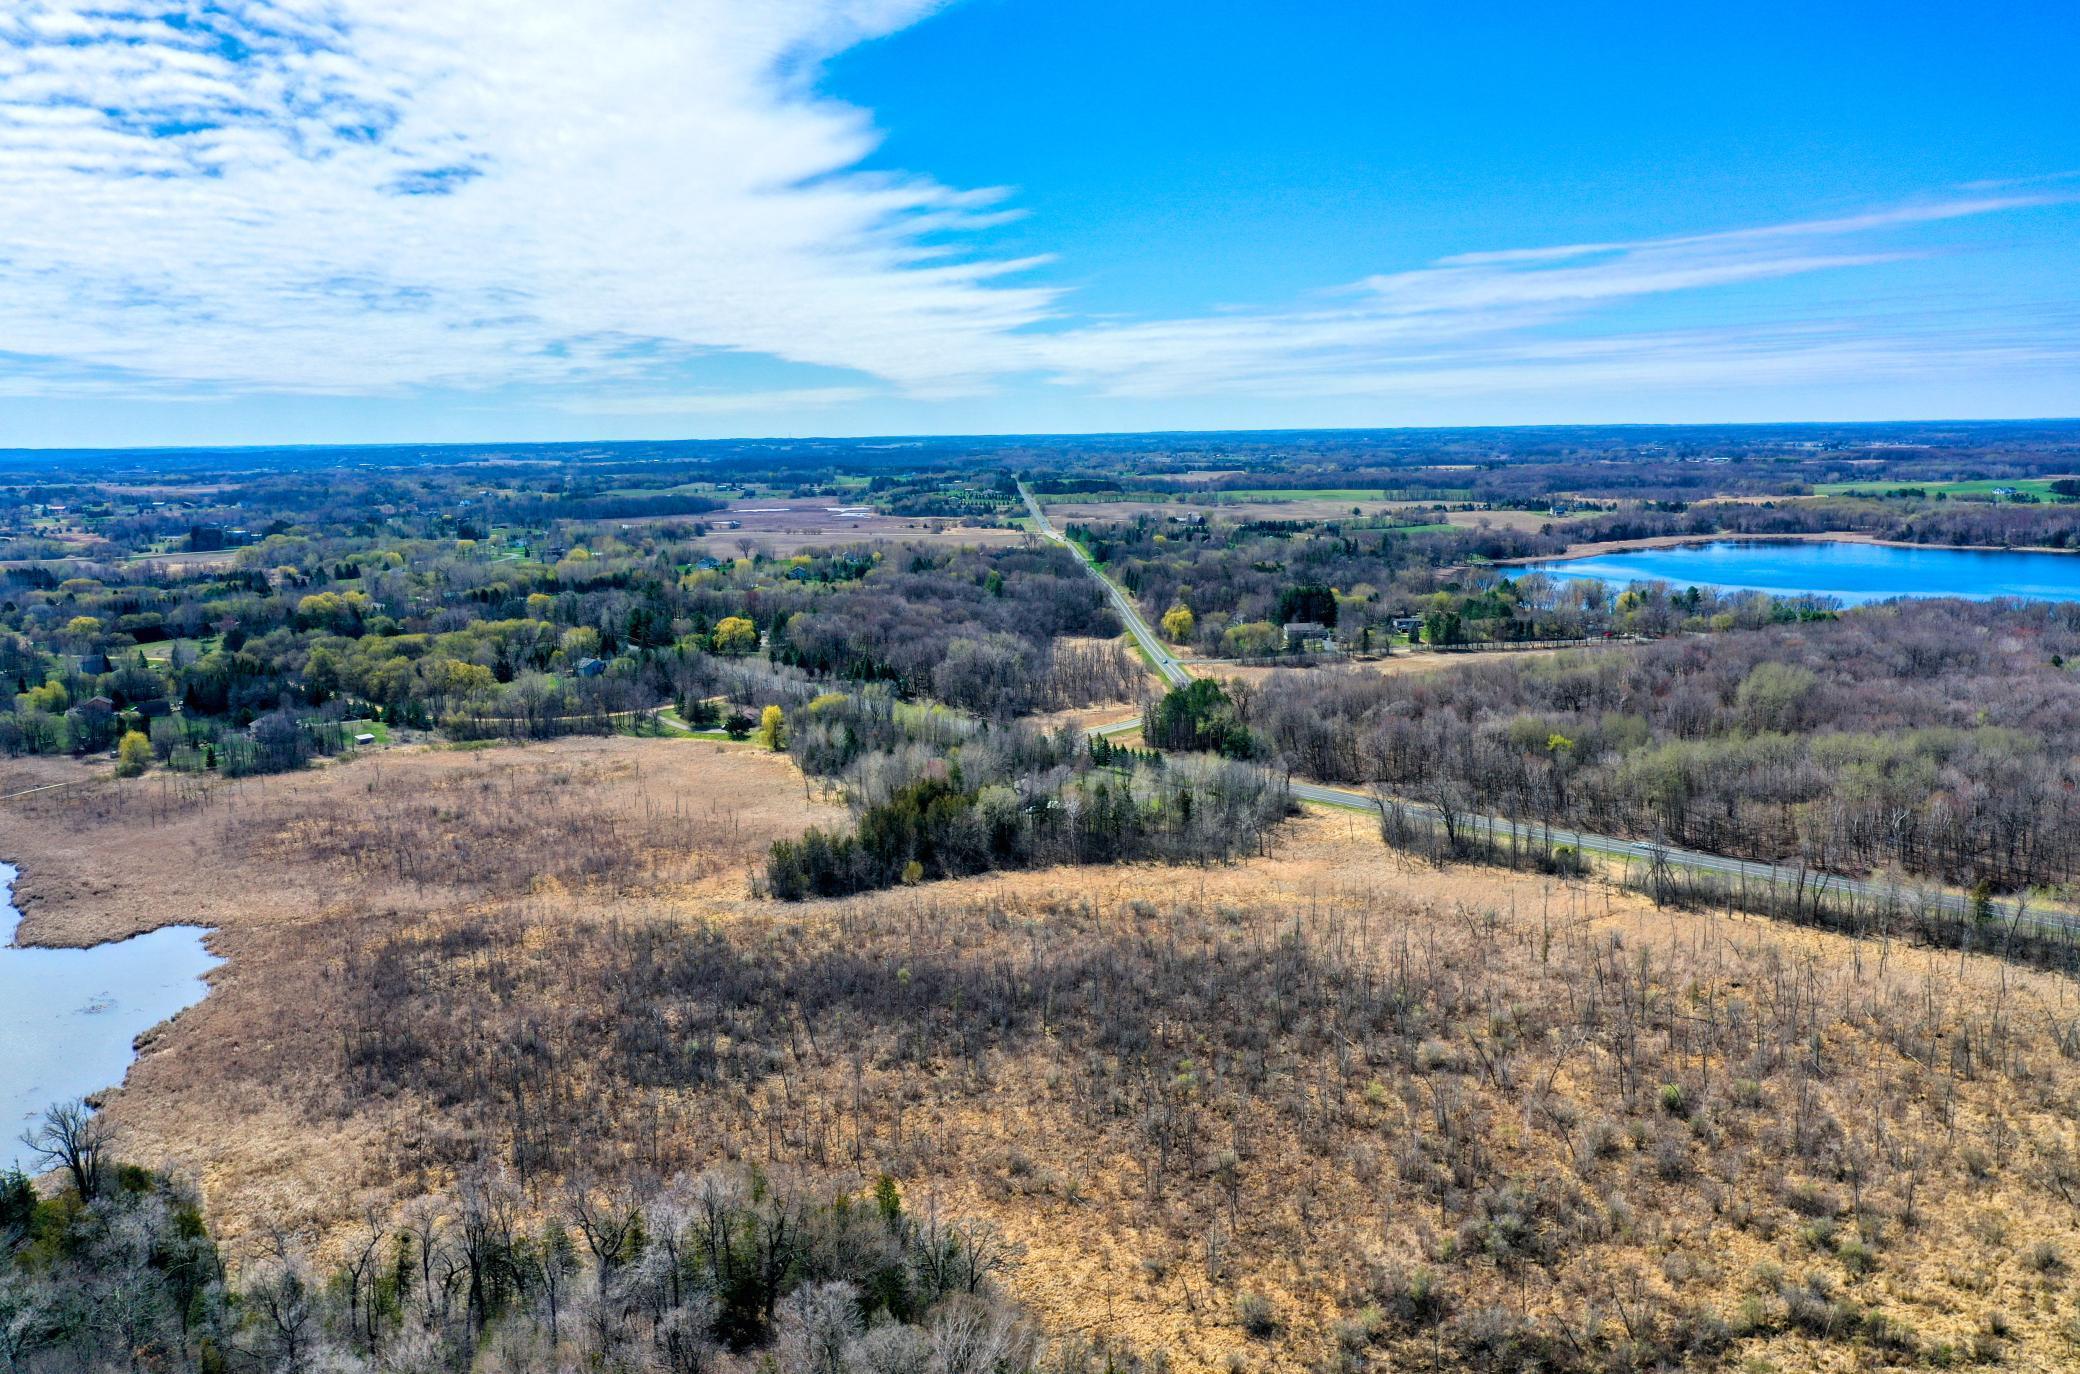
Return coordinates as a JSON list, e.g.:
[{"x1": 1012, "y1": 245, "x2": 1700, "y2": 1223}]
[{"x1": 0, "y1": 862, "x2": 219, "y2": 1173}]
